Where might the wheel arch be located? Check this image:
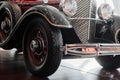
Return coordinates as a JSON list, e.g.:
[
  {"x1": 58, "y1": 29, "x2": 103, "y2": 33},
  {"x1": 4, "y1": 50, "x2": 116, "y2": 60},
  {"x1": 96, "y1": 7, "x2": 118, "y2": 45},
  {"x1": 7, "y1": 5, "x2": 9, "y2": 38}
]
[{"x1": 20, "y1": 5, "x2": 72, "y2": 28}]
